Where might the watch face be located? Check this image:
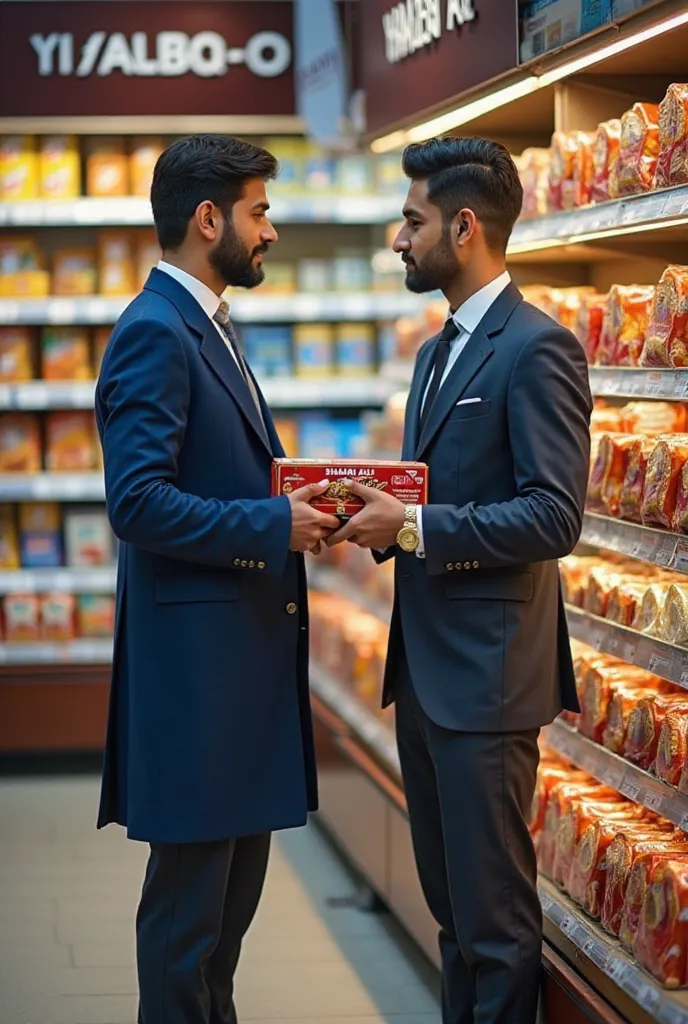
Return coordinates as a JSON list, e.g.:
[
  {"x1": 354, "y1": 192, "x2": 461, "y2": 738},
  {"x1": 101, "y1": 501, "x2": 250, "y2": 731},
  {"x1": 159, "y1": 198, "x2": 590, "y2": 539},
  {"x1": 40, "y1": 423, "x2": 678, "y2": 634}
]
[{"x1": 398, "y1": 527, "x2": 419, "y2": 552}]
